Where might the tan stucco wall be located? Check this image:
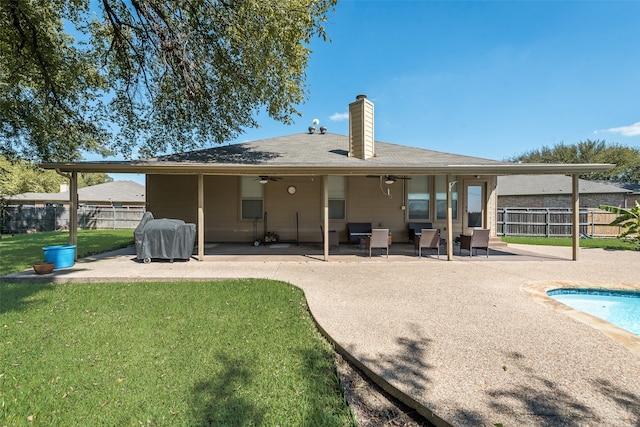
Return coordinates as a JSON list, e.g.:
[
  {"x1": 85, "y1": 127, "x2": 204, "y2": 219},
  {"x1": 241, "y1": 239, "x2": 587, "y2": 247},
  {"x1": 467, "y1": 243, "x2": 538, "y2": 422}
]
[
  {"x1": 262, "y1": 177, "x2": 322, "y2": 243},
  {"x1": 145, "y1": 174, "x2": 198, "y2": 224},
  {"x1": 146, "y1": 175, "x2": 325, "y2": 243},
  {"x1": 343, "y1": 176, "x2": 420, "y2": 242},
  {"x1": 146, "y1": 174, "x2": 498, "y2": 243}
]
